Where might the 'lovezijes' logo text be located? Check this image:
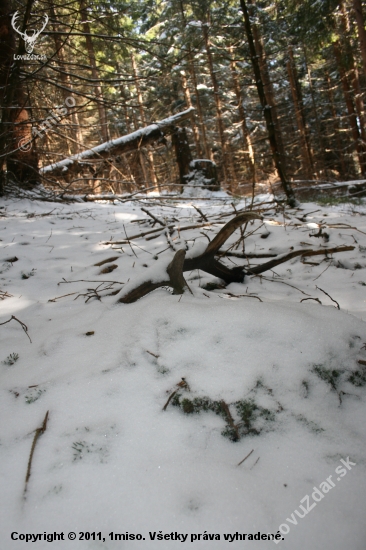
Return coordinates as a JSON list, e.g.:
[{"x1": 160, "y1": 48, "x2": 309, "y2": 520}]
[{"x1": 12, "y1": 11, "x2": 48, "y2": 60}]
